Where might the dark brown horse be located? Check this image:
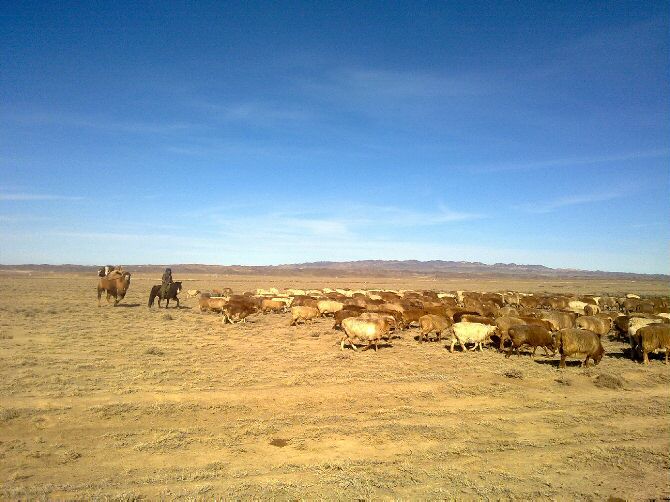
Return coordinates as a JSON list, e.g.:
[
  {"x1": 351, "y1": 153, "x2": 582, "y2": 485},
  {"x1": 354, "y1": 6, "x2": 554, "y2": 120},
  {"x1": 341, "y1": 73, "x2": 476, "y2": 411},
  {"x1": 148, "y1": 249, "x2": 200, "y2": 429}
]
[
  {"x1": 97, "y1": 272, "x2": 131, "y2": 306},
  {"x1": 148, "y1": 282, "x2": 182, "y2": 308}
]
